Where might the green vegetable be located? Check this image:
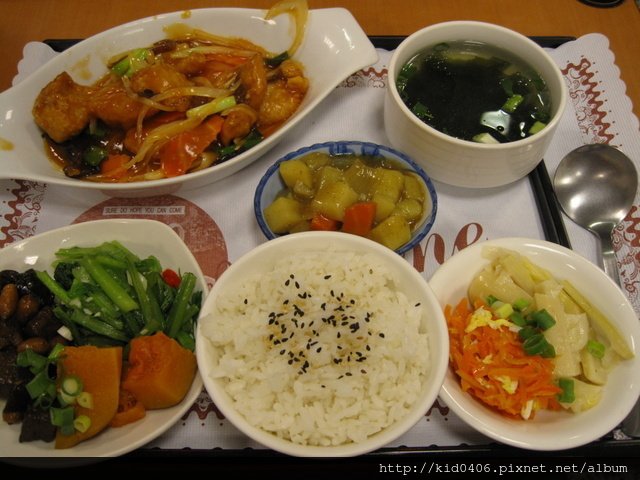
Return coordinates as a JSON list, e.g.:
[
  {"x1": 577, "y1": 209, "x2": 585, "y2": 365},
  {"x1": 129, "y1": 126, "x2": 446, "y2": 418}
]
[
  {"x1": 80, "y1": 256, "x2": 138, "y2": 313},
  {"x1": 73, "y1": 415, "x2": 92, "y2": 433},
  {"x1": 493, "y1": 301, "x2": 513, "y2": 319},
  {"x1": 586, "y1": 339, "x2": 606, "y2": 359},
  {"x1": 111, "y1": 48, "x2": 150, "y2": 77},
  {"x1": 61, "y1": 375, "x2": 84, "y2": 397},
  {"x1": 557, "y1": 378, "x2": 575, "y2": 403},
  {"x1": 186, "y1": 95, "x2": 236, "y2": 120},
  {"x1": 530, "y1": 309, "x2": 556, "y2": 330},
  {"x1": 39, "y1": 241, "x2": 201, "y2": 347},
  {"x1": 512, "y1": 298, "x2": 530, "y2": 312},
  {"x1": 166, "y1": 272, "x2": 197, "y2": 339},
  {"x1": 126, "y1": 257, "x2": 164, "y2": 335},
  {"x1": 265, "y1": 51, "x2": 289, "y2": 68},
  {"x1": 528, "y1": 120, "x2": 546, "y2": 135},
  {"x1": 522, "y1": 333, "x2": 556, "y2": 358},
  {"x1": 509, "y1": 311, "x2": 527, "y2": 327},
  {"x1": 502, "y1": 94, "x2": 524, "y2": 113},
  {"x1": 83, "y1": 145, "x2": 108, "y2": 167}
]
